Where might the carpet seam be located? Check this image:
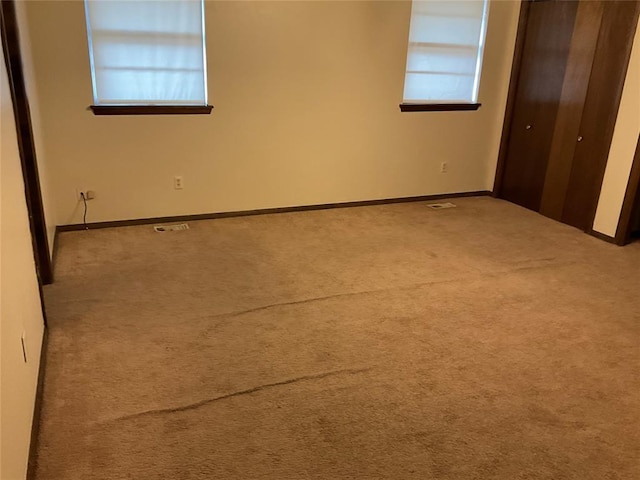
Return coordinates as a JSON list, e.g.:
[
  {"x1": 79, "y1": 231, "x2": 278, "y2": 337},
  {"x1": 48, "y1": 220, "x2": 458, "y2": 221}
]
[{"x1": 98, "y1": 367, "x2": 372, "y2": 425}]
